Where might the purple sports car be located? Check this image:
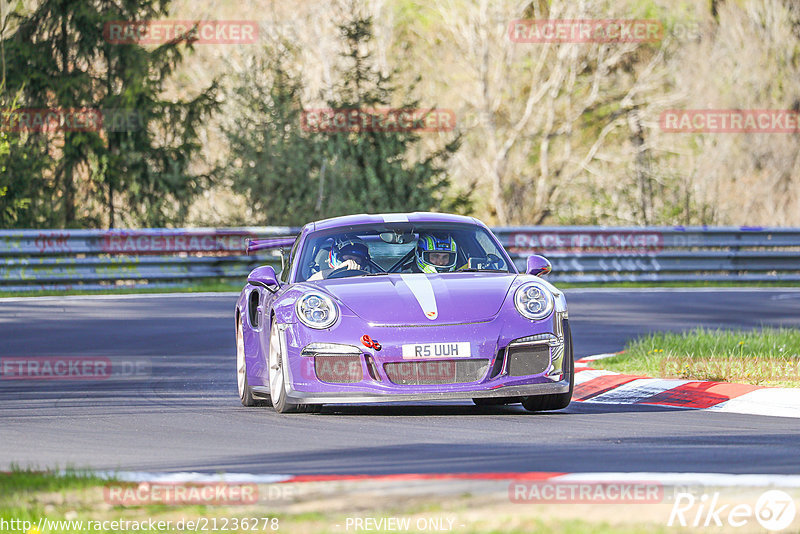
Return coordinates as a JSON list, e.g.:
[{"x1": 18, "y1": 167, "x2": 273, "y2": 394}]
[{"x1": 235, "y1": 212, "x2": 572, "y2": 413}]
